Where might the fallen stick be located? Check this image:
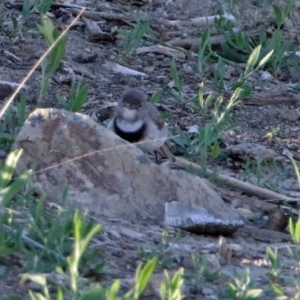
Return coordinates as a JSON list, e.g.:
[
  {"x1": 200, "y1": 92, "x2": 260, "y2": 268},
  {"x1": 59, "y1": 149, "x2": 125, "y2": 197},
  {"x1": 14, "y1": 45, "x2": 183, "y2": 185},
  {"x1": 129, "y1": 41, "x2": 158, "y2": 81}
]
[
  {"x1": 167, "y1": 14, "x2": 237, "y2": 28},
  {"x1": 165, "y1": 157, "x2": 300, "y2": 202},
  {"x1": 103, "y1": 62, "x2": 148, "y2": 77},
  {"x1": 69, "y1": 9, "x2": 133, "y2": 26},
  {"x1": 135, "y1": 45, "x2": 186, "y2": 59},
  {"x1": 167, "y1": 29, "x2": 260, "y2": 49},
  {"x1": 245, "y1": 93, "x2": 300, "y2": 107}
]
